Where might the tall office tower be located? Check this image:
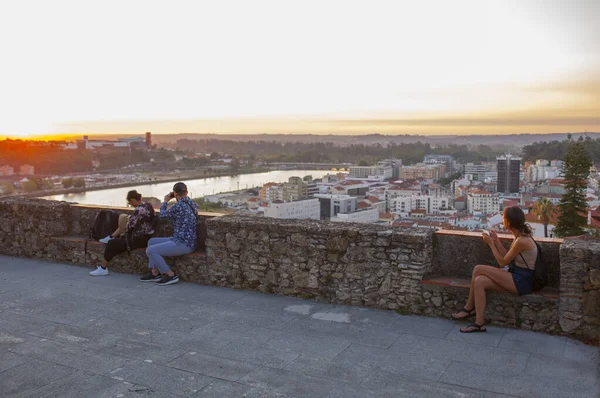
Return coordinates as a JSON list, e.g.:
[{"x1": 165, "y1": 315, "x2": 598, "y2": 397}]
[
  {"x1": 145, "y1": 132, "x2": 152, "y2": 149},
  {"x1": 497, "y1": 154, "x2": 521, "y2": 193}
]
